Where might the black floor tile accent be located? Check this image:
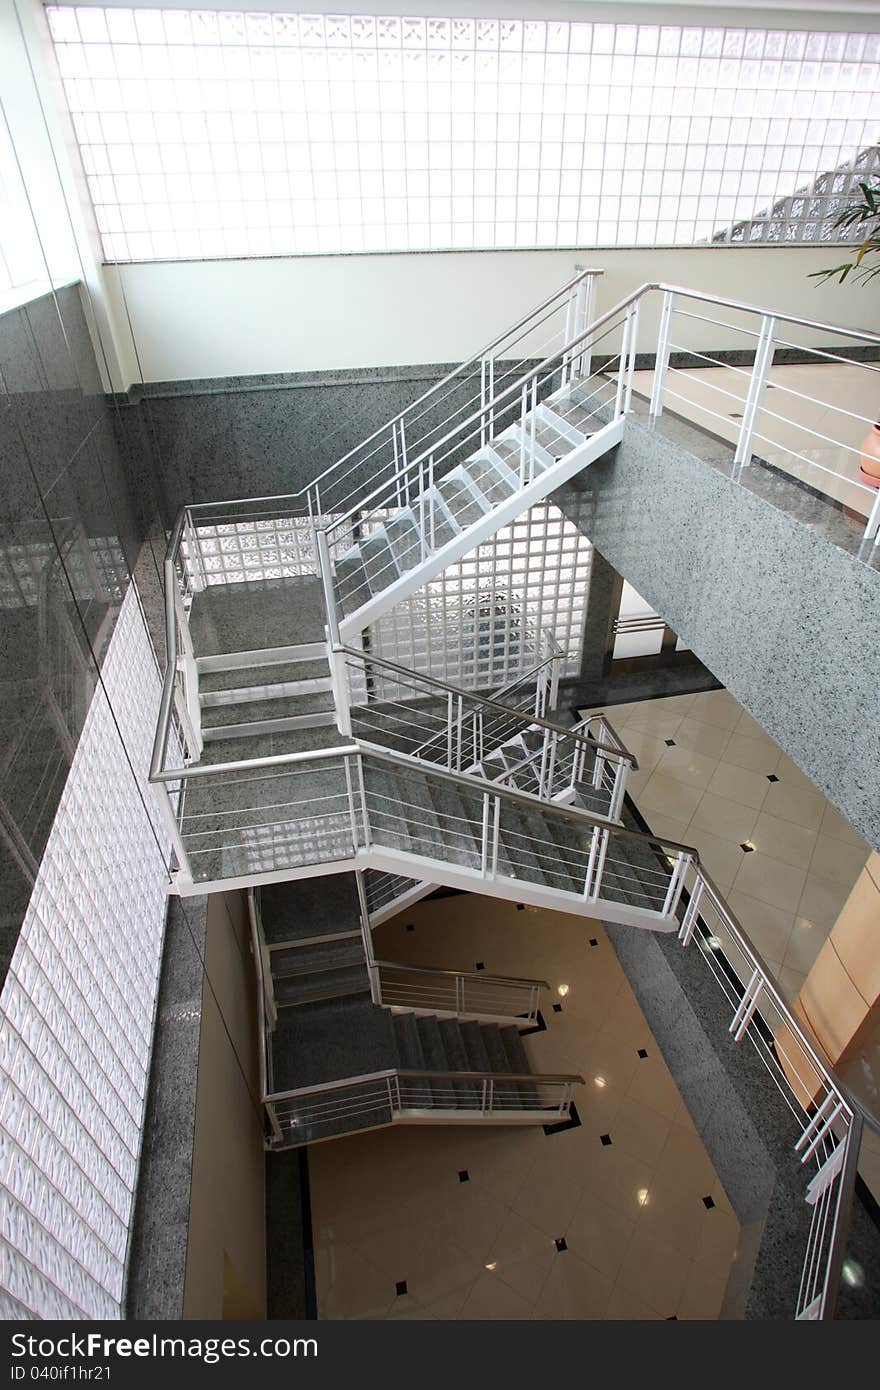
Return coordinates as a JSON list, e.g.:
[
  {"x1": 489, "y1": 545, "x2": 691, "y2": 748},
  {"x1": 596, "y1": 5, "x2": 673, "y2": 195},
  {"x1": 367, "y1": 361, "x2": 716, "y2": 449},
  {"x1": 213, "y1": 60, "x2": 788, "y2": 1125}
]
[
  {"x1": 475, "y1": 962, "x2": 485, "y2": 971},
  {"x1": 637, "y1": 1047, "x2": 648, "y2": 1058},
  {"x1": 739, "y1": 841, "x2": 755, "y2": 853},
  {"x1": 555, "y1": 1237, "x2": 568, "y2": 1252},
  {"x1": 543, "y1": 1101, "x2": 581, "y2": 1137},
  {"x1": 702, "y1": 1195, "x2": 716, "y2": 1209},
  {"x1": 553, "y1": 1002, "x2": 563, "y2": 1013},
  {"x1": 405, "y1": 923, "x2": 415, "y2": 932},
  {"x1": 516, "y1": 903, "x2": 525, "y2": 911},
  {"x1": 589, "y1": 938, "x2": 599, "y2": 947},
  {"x1": 458, "y1": 1170, "x2": 469, "y2": 1183},
  {"x1": 665, "y1": 738, "x2": 676, "y2": 746},
  {"x1": 600, "y1": 1133, "x2": 612, "y2": 1146},
  {"x1": 395, "y1": 1280, "x2": 407, "y2": 1296},
  {"x1": 766, "y1": 774, "x2": 779, "y2": 783}
]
